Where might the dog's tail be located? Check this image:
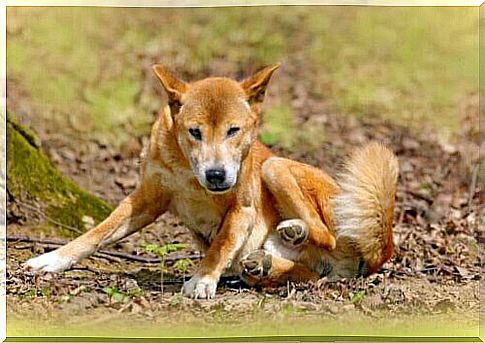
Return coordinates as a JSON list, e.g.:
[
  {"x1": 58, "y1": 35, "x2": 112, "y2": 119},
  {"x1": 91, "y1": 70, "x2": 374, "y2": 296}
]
[{"x1": 331, "y1": 142, "x2": 399, "y2": 275}]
